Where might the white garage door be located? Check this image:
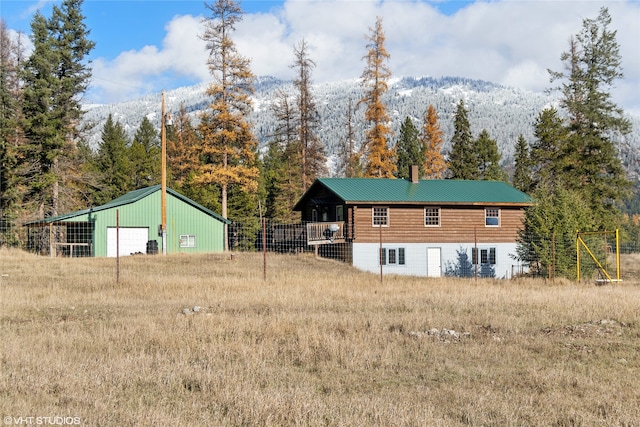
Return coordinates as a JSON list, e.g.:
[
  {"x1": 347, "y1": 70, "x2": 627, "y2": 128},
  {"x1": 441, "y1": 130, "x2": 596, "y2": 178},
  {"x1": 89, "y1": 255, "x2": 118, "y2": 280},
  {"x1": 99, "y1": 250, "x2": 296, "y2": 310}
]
[{"x1": 107, "y1": 227, "x2": 149, "y2": 257}]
